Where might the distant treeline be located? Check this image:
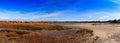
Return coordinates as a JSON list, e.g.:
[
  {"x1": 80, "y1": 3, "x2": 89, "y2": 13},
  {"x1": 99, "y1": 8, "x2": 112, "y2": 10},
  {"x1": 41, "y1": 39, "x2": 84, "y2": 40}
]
[
  {"x1": 107, "y1": 19, "x2": 120, "y2": 23},
  {"x1": 52, "y1": 21, "x2": 106, "y2": 23},
  {"x1": 0, "y1": 19, "x2": 120, "y2": 23},
  {"x1": 52, "y1": 19, "x2": 120, "y2": 23}
]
